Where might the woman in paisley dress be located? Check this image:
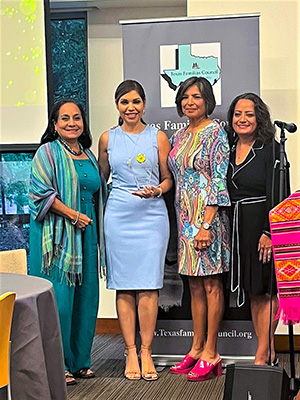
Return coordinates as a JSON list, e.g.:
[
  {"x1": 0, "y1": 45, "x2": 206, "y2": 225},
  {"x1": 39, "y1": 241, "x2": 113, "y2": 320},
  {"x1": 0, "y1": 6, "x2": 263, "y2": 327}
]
[{"x1": 168, "y1": 77, "x2": 231, "y2": 381}]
